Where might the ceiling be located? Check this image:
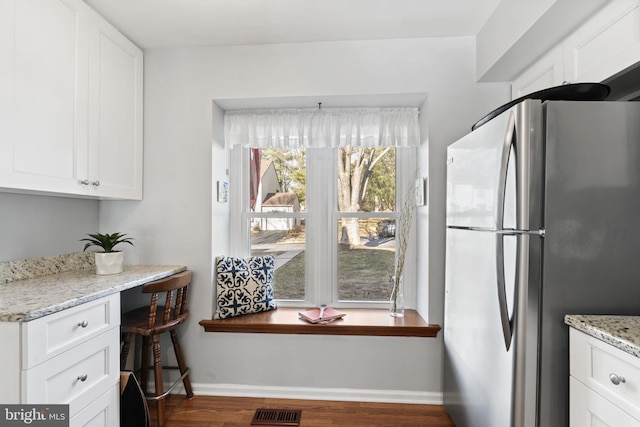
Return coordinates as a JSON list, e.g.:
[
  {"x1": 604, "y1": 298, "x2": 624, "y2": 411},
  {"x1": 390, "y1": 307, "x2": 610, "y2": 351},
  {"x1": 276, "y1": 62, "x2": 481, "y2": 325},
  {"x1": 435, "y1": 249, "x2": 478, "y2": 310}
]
[{"x1": 84, "y1": 0, "x2": 502, "y2": 49}]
